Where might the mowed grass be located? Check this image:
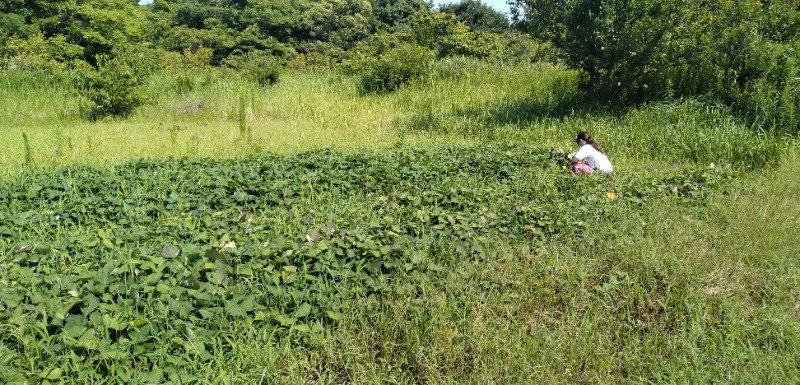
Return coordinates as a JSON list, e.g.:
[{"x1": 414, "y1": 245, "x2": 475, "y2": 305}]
[{"x1": 1, "y1": 61, "x2": 798, "y2": 383}]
